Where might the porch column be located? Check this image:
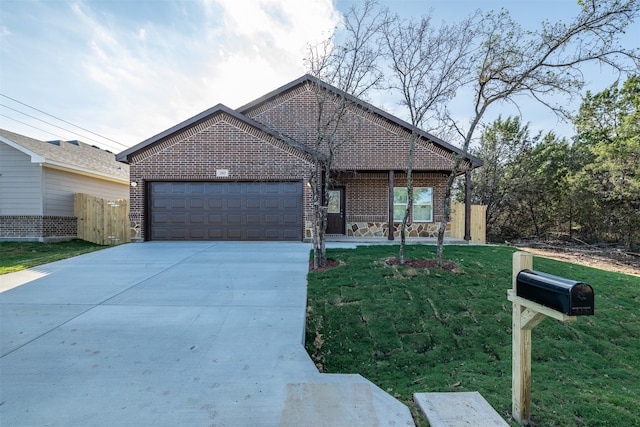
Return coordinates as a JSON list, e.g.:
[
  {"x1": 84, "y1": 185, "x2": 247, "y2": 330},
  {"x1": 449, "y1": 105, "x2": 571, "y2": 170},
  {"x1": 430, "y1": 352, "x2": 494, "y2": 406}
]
[
  {"x1": 388, "y1": 170, "x2": 394, "y2": 241},
  {"x1": 464, "y1": 170, "x2": 472, "y2": 242}
]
